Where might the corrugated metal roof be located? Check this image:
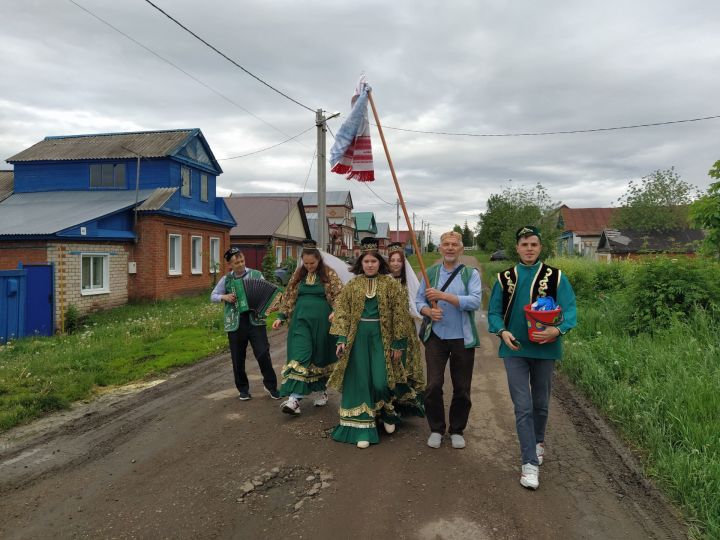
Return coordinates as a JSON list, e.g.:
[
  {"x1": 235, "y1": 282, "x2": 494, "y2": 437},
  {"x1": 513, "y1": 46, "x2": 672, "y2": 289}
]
[
  {"x1": 7, "y1": 130, "x2": 194, "y2": 162},
  {"x1": 0, "y1": 190, "x2": 155, "y2": 235},
  {"x1": 136, "y1": 187, "x2": 177, "y2": 211},
  {"x1": 597, "y1": 228, "x2": 705, "y2": 254},
  {"x1": 225, "y1": 196, "x2": 305, "y2": 237},
  {"x1": 0, "y1": 170, "x2": 13, "y2": 202}
]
